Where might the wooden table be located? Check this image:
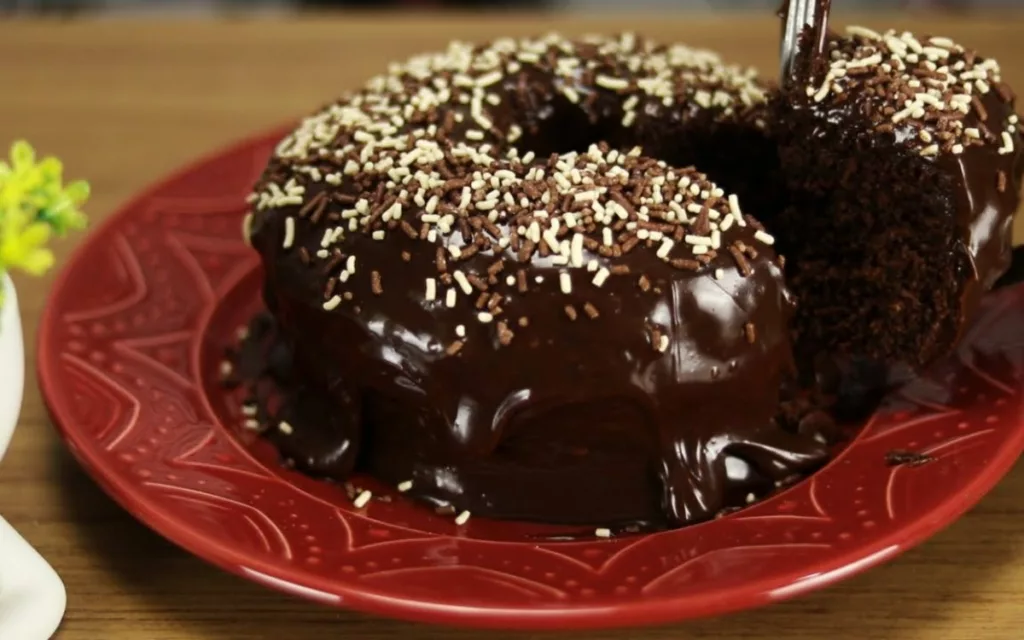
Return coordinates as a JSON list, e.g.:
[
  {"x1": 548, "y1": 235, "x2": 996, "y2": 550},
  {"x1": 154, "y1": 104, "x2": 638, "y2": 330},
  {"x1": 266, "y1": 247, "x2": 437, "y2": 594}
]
[{"x1": 2, "y1": 12, "x2": 1024, "y2": 639}]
